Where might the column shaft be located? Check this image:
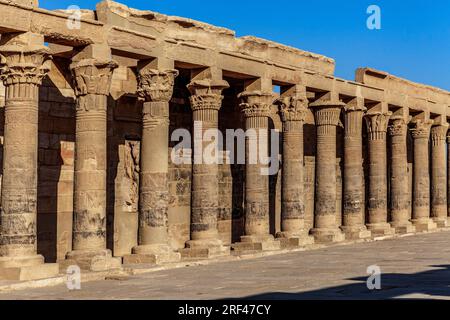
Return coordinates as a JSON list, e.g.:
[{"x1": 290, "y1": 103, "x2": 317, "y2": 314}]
[
  {"x1": 389, "y1": 118, "x2": 414, "y2": 233},
  {"x1": 0, "y1": 52, "x2": 48, "y2": 260},
  {"x1": 280, "y1": 120, "x2": 305, "y2": 235},
  {"x1": 139, "y1": 101, "x2": 170, "y2": 245},
  {"x1": 73, "y1": 94, "x2": 108, "y2": 251},
  {"x1": 365, "y1": 112, "x2": 395, "y2": 236},
  {"x1": 132, "y1": 69, "x2": 178, "y2": 257},
  {"x1": 342, "y1": 107, "x2": 370, "y2": 239},
  {"x1": 191, "y1": 107, "x2": 222, "y2": 241},
  {"x1": 411, "y1": 120, "x2": 436, "y2": 231},
  {"x1": 430, "y1": 125, "x2": 448, "y2": 227},
  {"x1": 310, "y1": 100, "x2": 345, "y2": 243},
  {"x1": 0, "y1": 33, "x2": 59, "y2": 280},
  {"x1": 244, "y1": 115, "x2": 270, "y2": 237},
  {"x1": 236, "y1": 90, "x2": 279, "y2": 249},
  {"x1": 67, "y1": 59, "x2": 121, "y2": 271},
  {"x1": 184, "y1": 79, "x2": 229, "y2": 256},
  {"x1": 448, "y1": 136, "x2": 450, "y2": 223}
]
